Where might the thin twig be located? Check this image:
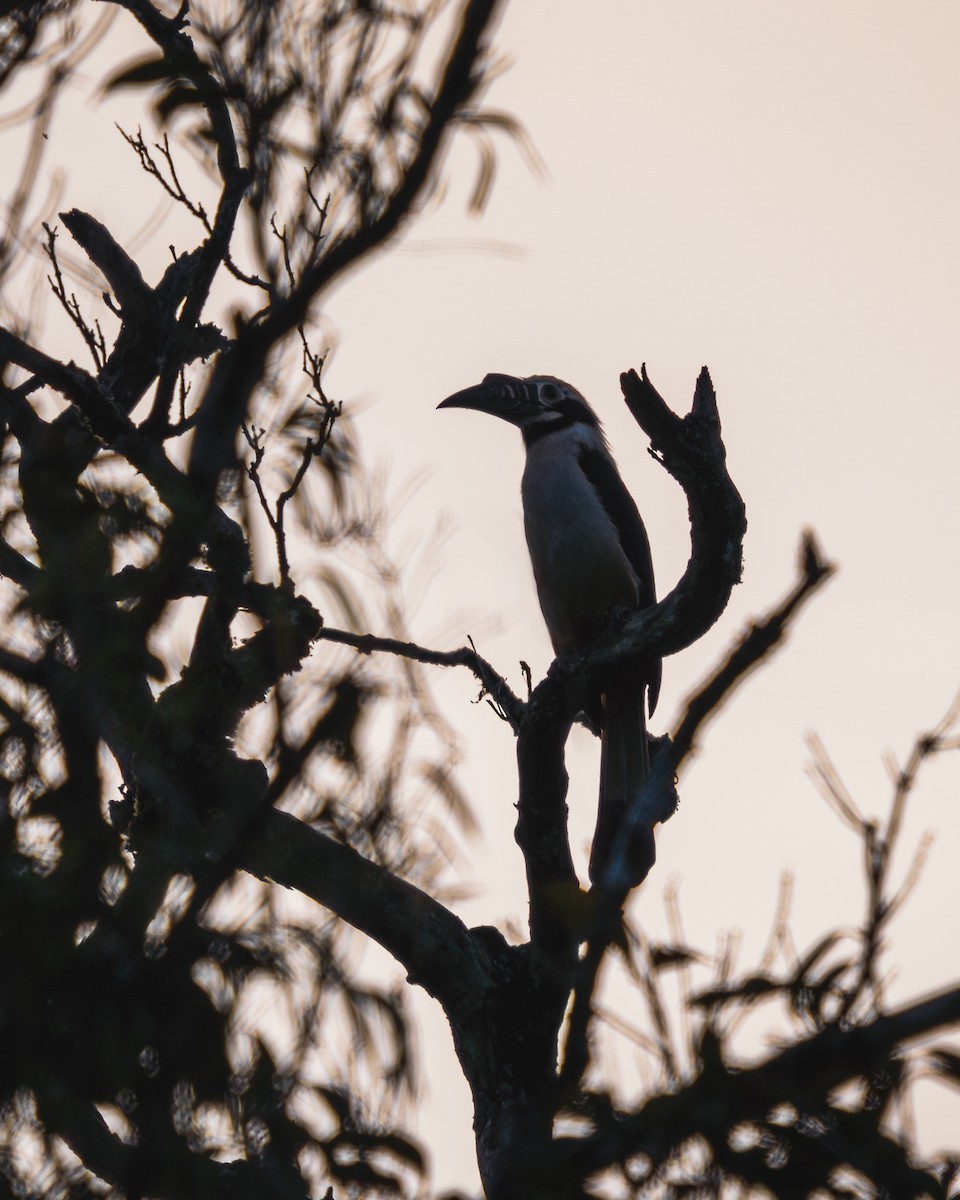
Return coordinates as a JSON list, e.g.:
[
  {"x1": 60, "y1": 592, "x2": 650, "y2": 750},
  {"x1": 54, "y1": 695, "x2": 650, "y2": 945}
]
[
  {"x1": 42, "y1": 222, "x2": 106, "y2": 369},
  {"x1": 241, "y1": 345, "x2": 339, "y2": 588},
  {"x1": 314, "y1": 624, "x2": 524, "y2": 731}
]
